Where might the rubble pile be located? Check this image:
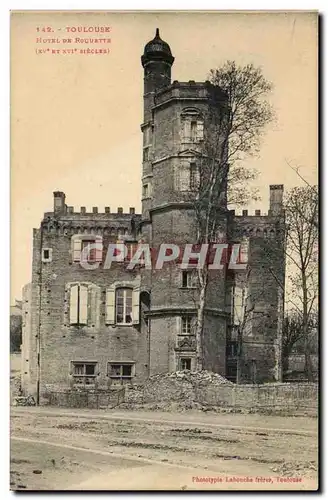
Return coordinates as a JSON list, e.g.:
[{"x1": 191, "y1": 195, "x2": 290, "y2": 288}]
[
  {"x1": 125, "y1": 370, "x2": 232, "y2": 407},
  {"x1": 10, "y1": 374, "x2": 21, "y2": 403}
]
